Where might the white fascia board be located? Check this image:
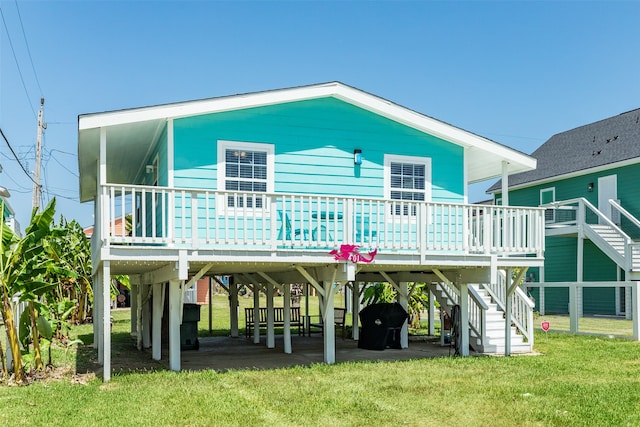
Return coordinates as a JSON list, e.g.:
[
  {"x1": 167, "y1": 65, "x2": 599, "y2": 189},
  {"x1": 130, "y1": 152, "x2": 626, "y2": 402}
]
[
  {"x1": 487, "y1": 156, "x2": 640, "y2": 195},
  {"x1": 78, "y1": 81, "x2": 535, "y2": 171},
  {"x1": 332, "y1": 86, "x2": 536, "y2": 170},
  {"x1": 78, "y1": 83, "x2": 341, "y2": 131}
]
